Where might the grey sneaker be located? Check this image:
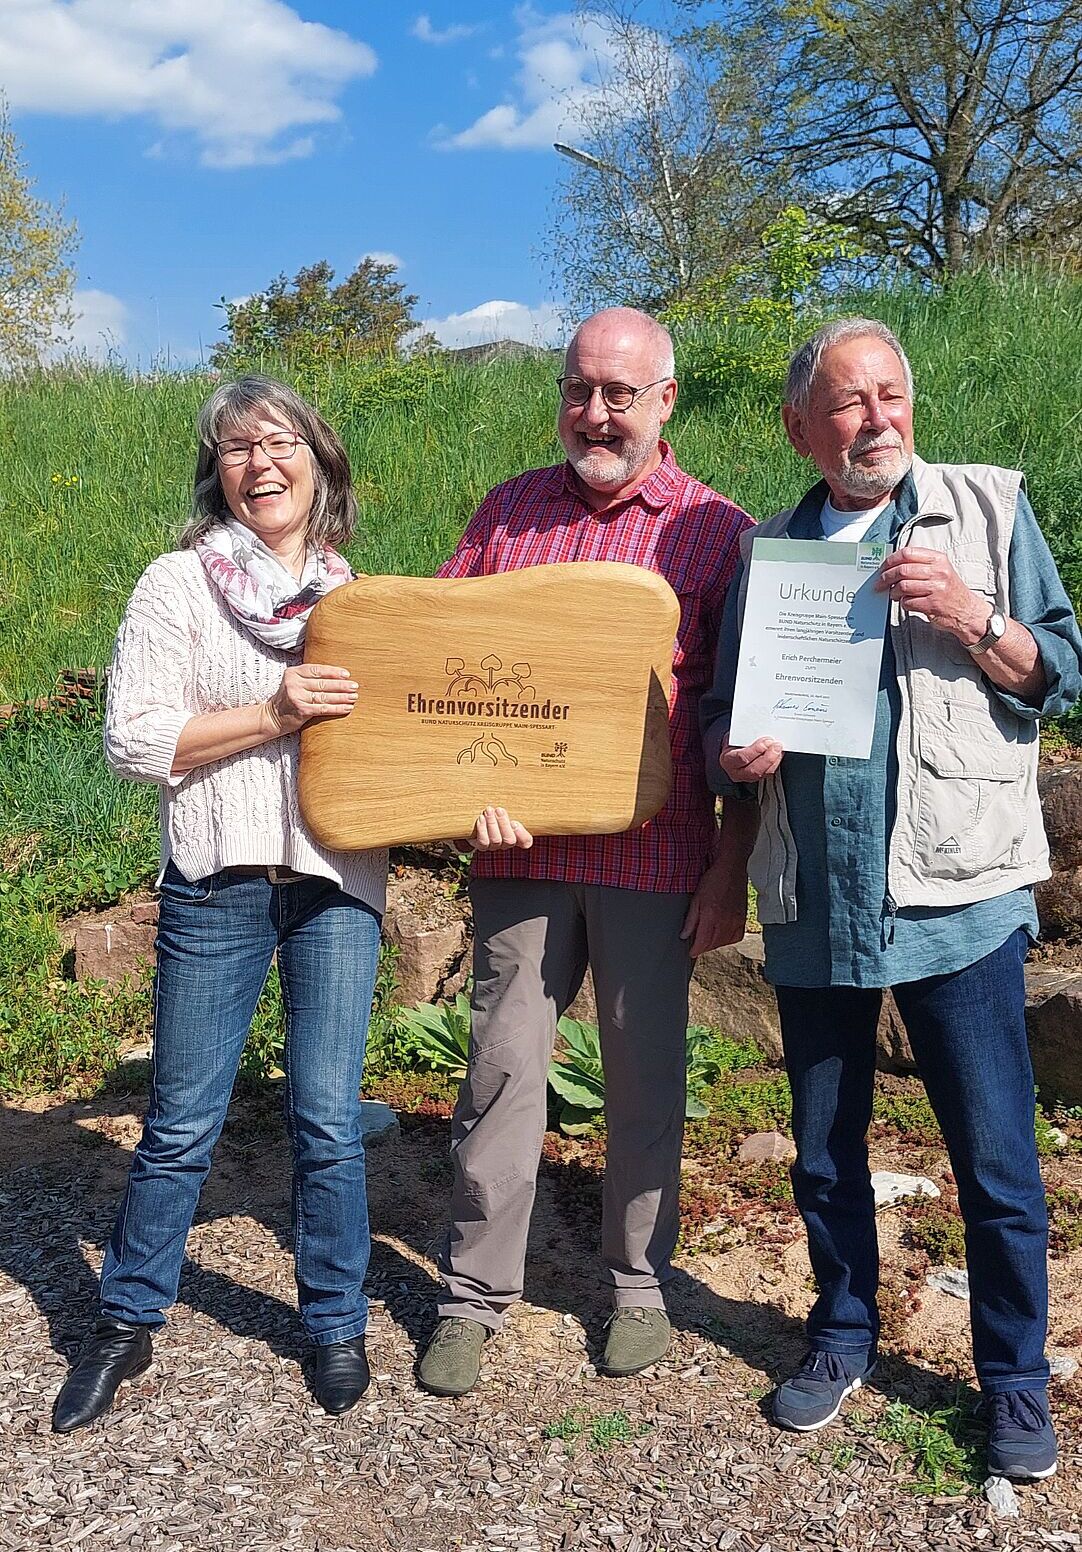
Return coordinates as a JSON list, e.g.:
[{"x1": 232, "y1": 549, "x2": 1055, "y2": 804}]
[
  {"x1": 418, "y1": 1317, "x2": 488, "y2": 1396},
  {"x1": 601, "y1": 1308, "x2": 671, "y2": 1376},
  {"x1": 772, "y1": 1349, "x2": 874, "y2": 1432}
]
